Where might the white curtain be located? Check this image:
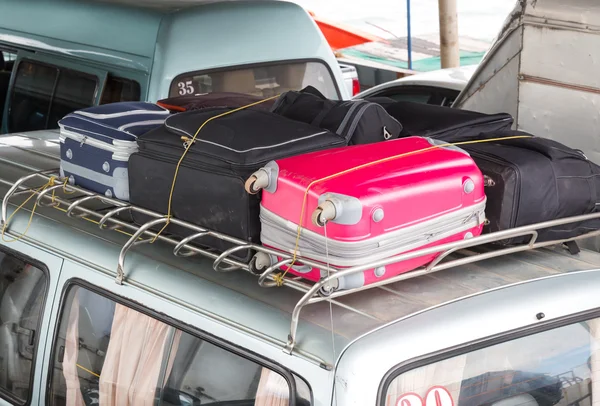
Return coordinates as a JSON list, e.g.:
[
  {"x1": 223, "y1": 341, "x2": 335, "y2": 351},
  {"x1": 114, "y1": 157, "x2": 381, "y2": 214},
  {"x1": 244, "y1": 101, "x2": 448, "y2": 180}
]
[
  {"x1": 62, "y1": 291, "x2": 85, "y2": 406},
  {"x1": 98, "y1": 303, "x2": 182, "y2": 405},
  {"x1": 254, "y1": 368, "x2": 290, "y2": 406}
]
